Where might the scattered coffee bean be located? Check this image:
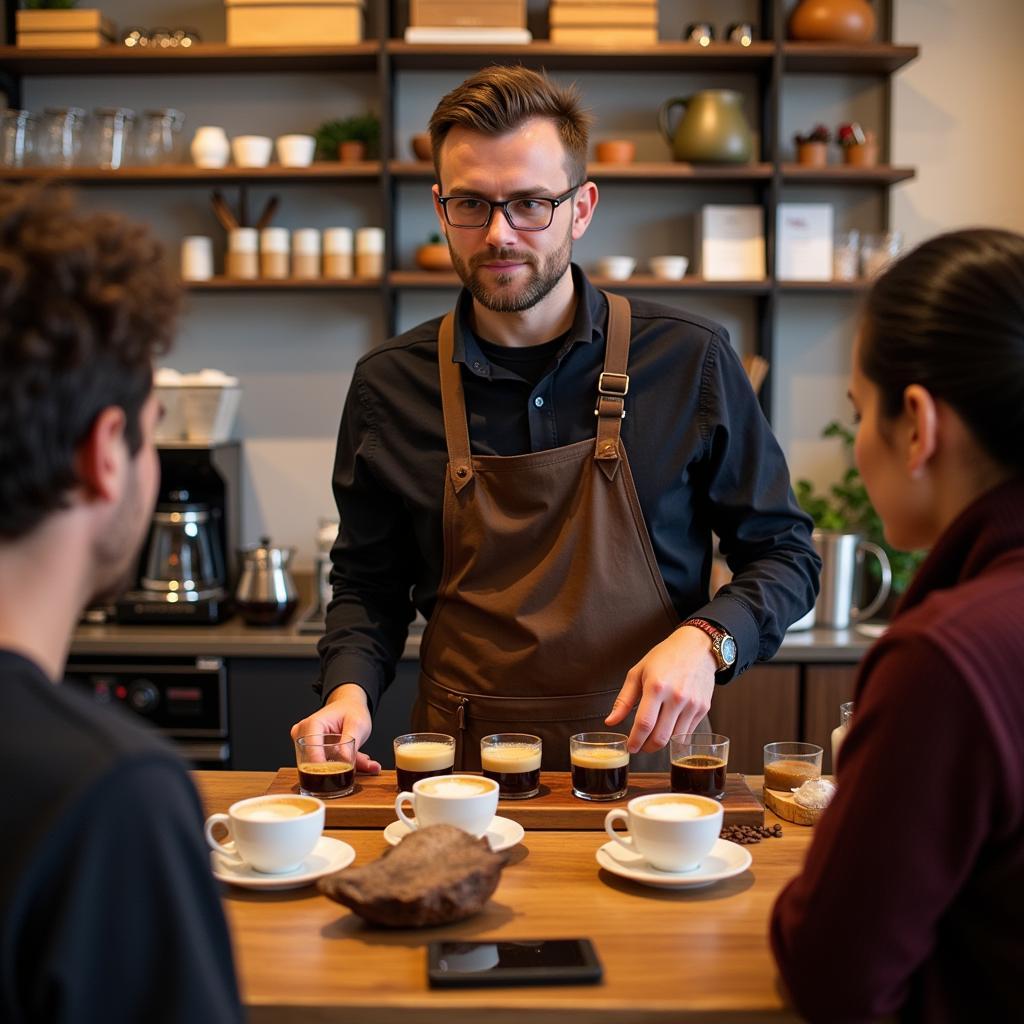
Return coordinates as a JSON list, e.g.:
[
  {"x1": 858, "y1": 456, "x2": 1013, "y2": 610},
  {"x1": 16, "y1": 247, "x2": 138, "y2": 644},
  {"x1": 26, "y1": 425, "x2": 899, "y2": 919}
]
[{"x1": 720, "y1": 823, "x2": 783, "y2": 845}]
